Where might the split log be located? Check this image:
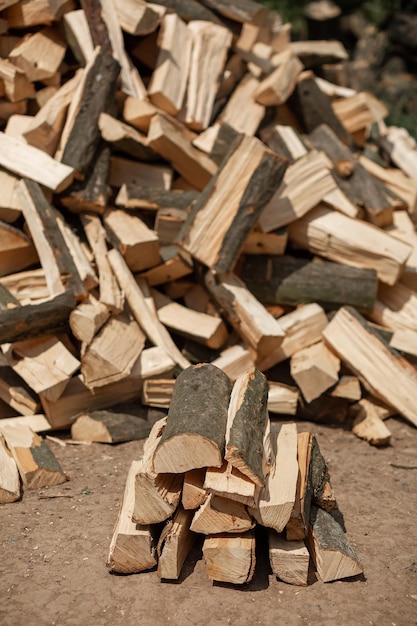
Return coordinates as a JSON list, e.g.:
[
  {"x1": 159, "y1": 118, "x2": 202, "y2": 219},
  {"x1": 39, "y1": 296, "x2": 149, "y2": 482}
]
[
  {"x1": 69, "y1": 295, "x2": 110, "y2": 346},
  {"x1": 387, "y1": 211, "x2": 417, "y2": 290},
  {"x1": 0, "y1": 424, "x2": 67, "y2": 489},
  {"x1": 0, "y1": 415, "x2": 51, "y2": 434},
  {"x1": 380, "y1": 126, "x2": 417, "y2": 181},
  {"x1": 267, "y1": 382, "x2": 299, "y2": 416},
  {"x1": 371, "y1": 282, "x2": 417, "y2": 334},
  {"x1": 98, "y1": 113, "x2": 157, "y2": 162},
  {"x1": 255, "y1": 49, "x2": 303, "y2": 106},
  {"x1": 147, "y1": 0, "x2": 221, "y2": 23},
  {"x1": 6, "y1": 1, "x2": 75, "y2": 28},
  {"x1": 242, "y1": 229, "x2": 287, "y2": 256},
  {"x1": 182, "y1": 468, "x2": 207, "y2": 510},
  {"x1": 359, "y1": 157, "x2": 417, "y2": 217},
  {"x1": 205, "y1": 271, "x2": 285, "y2": 362},
  {"x1": 0, "y1": 169, "x2": 21, "y2": 223},
  {"x1": 142, "y1": 379, "x2": 175, "y2": 409},
  {"x1": 190, "y1": 493, "x2": 254, "y2": 535},
  {"x1": 225, "y1": 370, "x2": 269, "y2": 486},
  {"x1": 329, "y1": 376, "x2": 361, "y2": 401},
  {"x1": 0, "y1": 220, "x2": 38, "y2": 278},
  {"x1": 104, "y1": 209, "x2": 160, "y2": 273},
  {"x1": 0, "y1": 59, "x2": 35, "y2": 103},
  {"x1": 211, "y1": 344, "x2": 255, "y2": 382},
  {"x1": 250, "y1": 423, "x2": 298, "y2": 532},
  {"x1": 290, "y1": 341, "x2": 340, "y2": 404},
  {"x1": 114, "y1": 0, "x2": 160, "y2": 36},
  {"x1": 268, "y1": 532, "x2": 310, "y2": 586},
  {"x1": 137, "y1": 246, "x2": 193, "y2": 287},
  {"x1": 260, "y1": 123, "x2": 308, "y2": 162},
  {"x1": 109, "y1": 154, "x2": 173, "y2": 191},
  {"x1": 0, "y1": 435, "x2": 20, "y2": 503},
  {"x1": 133, "y1": 418, "x2": 183, "y2": 525},
  {"x1": 152, "y1": 364, "x2": 232, "y2": 473},
  {"x1": 107, "y1": 460, "x2": 158, "y2": 573},
  {"x1": 390, "y1": 329, "x2": 417, "y2": 361},
  {"x1": 157, "y1": 505, "x2": 196, "y2": 579},
  {"x1": 9, "y1": 26, "x2": 66, "y2": 82},
  {"x1": 240, "y1": 255, "x2": 377, "y2": 314},
  {"x1": 288, "y1": 205, "x2": 412, "y2": 286},
  {"x1": 0, "y1": 367, "x2": 39, "y2": 416},
  {"x1": 310, "y1": 436, "x2": 337, "y2": 512},
  {"x1": 204, "y1": 461, "x2": 258, "y2": 508},
  {"x1": 307, "y1": 506, "x2": 363, "y2": 582},
  {"x1": 155, "y1": 208, "x2": 187, "y2": 245},
  {"x1": 200, "y1": 0, "x2": 268, "y2": 23},
  {"x1": 63, "y1": 9, "x2": 95, "y2": 65},
  {"x1": 123, "y1": 96, "x2": 157, "y2": 133},
  {"x1": 203, "y1": 530, "x2": 256, "y2": 585},
  {"x1": 323, "y1": 306, "x2": 417, "y2": 428},
  {"x1": 351, "y1": 399, "x2": 392, "y2": 447},
  {"x1": 115, "y1": 185, "x2": 198, "y2": 212},
  {"x1": 216, "y1": 74, "x2": 265, "y2": 136},
  {"x1": 286, "y1": 432, "x2": 313, "y2": 541}
]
